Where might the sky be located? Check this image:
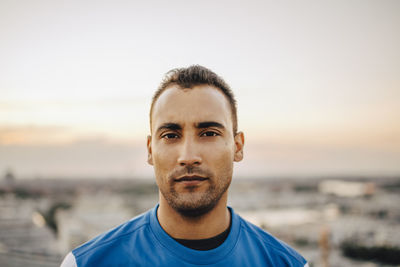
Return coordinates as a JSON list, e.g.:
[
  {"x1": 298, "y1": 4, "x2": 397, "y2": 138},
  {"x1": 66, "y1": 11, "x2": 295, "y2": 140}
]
[{"x1": 1, "y1": 0, "x2": 399, "y2": 179}]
